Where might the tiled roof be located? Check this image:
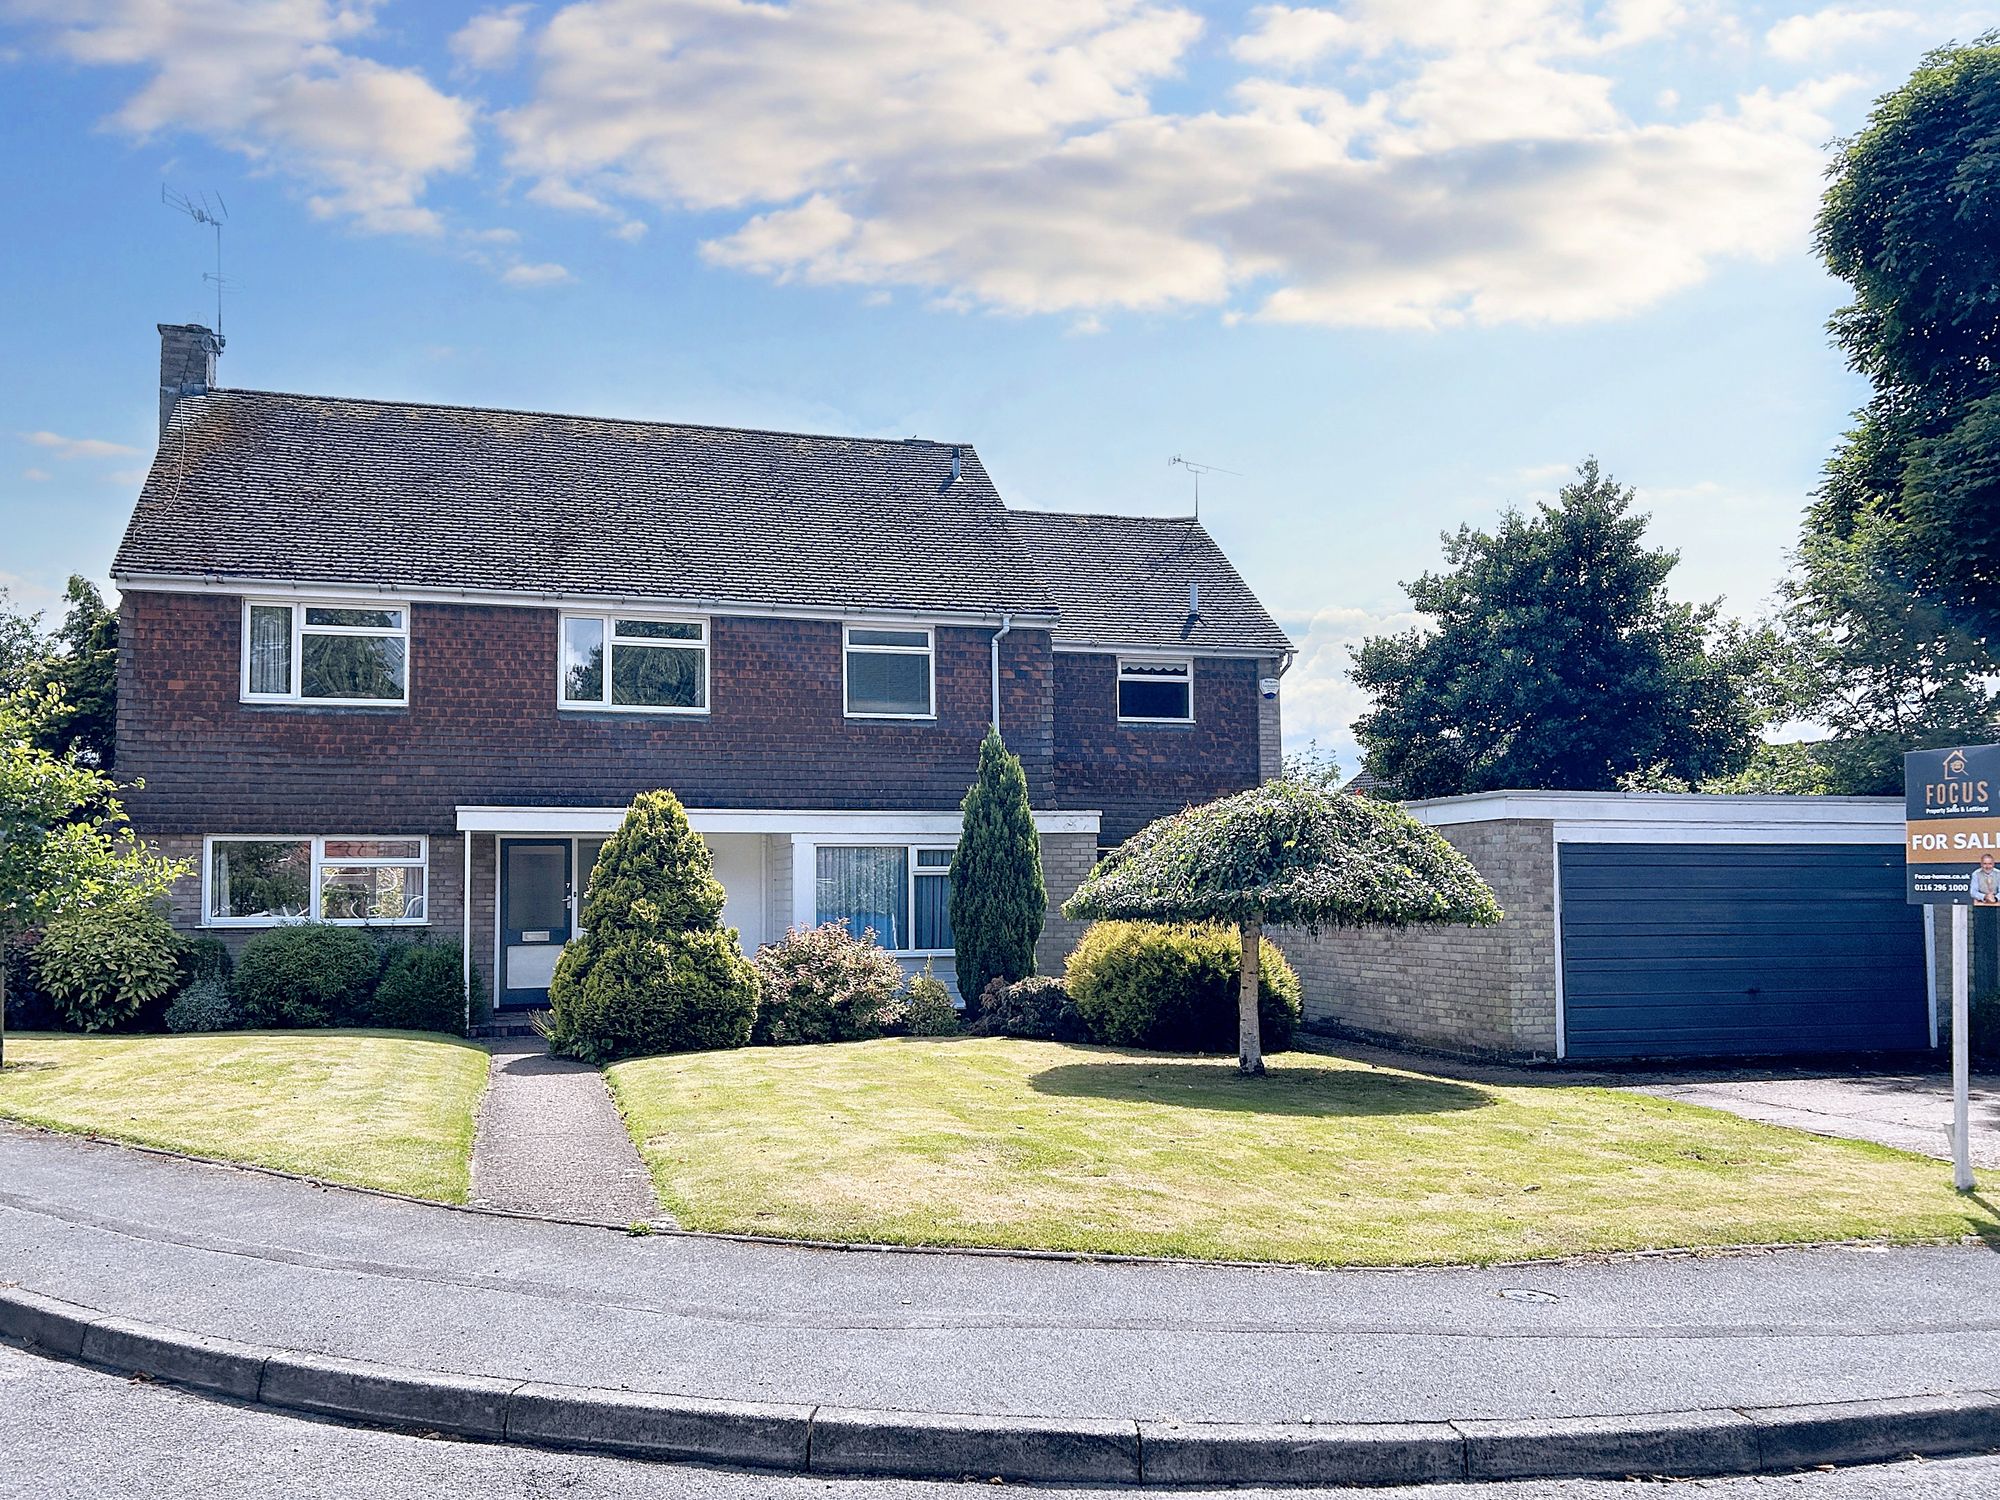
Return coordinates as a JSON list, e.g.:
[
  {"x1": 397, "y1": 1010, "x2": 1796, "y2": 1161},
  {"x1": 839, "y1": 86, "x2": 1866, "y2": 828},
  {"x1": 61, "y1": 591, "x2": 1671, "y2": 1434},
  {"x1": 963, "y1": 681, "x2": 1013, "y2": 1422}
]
[
  {"x1": 1005, "y1": 509, "x2": 1291, "y2": 653},
  {"x1": 115, "y1": 387, "x2": 1287, "y2": 651}
]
